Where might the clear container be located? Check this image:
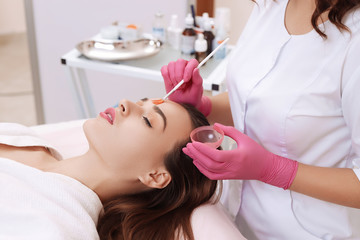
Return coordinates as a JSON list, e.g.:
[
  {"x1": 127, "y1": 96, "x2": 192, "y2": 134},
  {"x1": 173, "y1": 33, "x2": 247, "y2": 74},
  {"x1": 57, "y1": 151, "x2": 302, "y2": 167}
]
[
  {"x1": 152, "y1": 12, "x2": 166, "y2": 43},
  {"x1": 213, "y1": 27, "x2": 228, "y2": 59},
  {"x1": 190, "y1": 125, "x2": 224, "y2": 148},
  {"x1": 100, "y1": 26, "x2": 119, "y2": 40}
]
